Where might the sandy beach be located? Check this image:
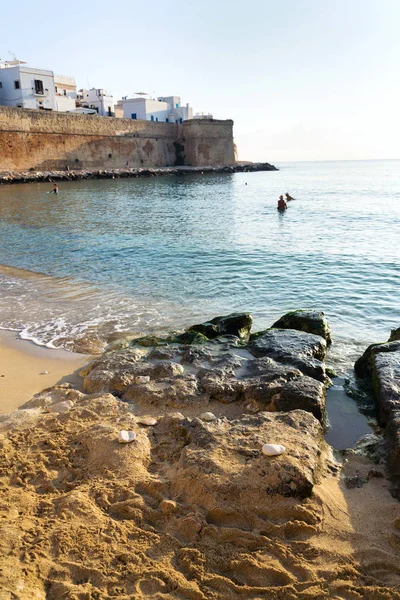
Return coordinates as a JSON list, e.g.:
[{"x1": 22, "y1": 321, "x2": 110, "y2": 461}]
[
  {"x1": 0, "y1": 330, "x2": 90, "y2": 414},
  {"x1": 0, "y1": 316, "x2": 399, "y2": 599}
]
